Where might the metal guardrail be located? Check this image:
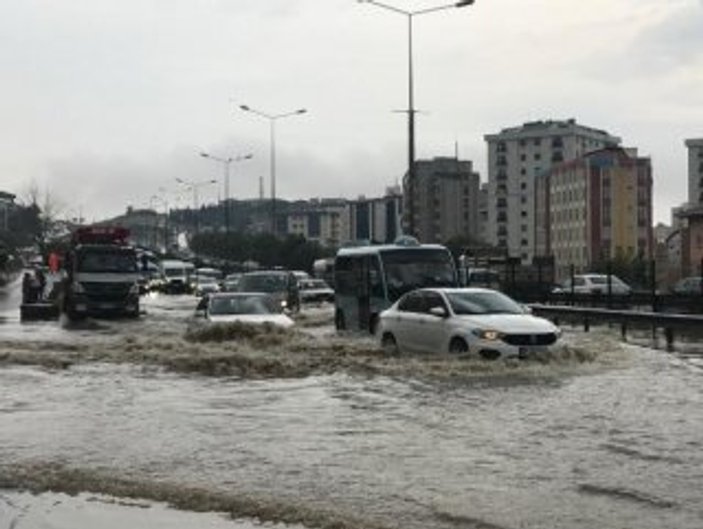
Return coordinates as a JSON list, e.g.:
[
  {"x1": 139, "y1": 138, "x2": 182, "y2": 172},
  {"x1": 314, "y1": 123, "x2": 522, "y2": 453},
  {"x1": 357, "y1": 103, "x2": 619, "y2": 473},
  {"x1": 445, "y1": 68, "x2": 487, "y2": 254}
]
[{"x1": 529, "y1": 304, "x2": 703, "y2": 351}]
